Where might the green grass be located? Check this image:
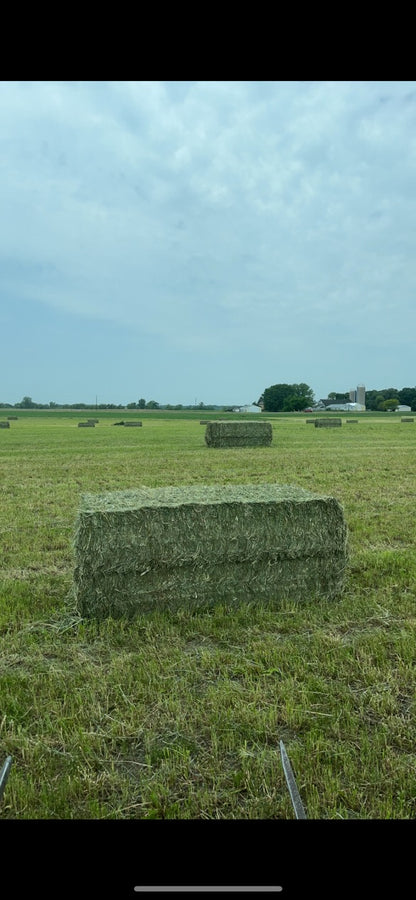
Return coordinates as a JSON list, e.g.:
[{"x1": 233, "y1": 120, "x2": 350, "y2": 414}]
[{"x1": 1, "y1": 411, "x2": 416, "y2": 818}]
